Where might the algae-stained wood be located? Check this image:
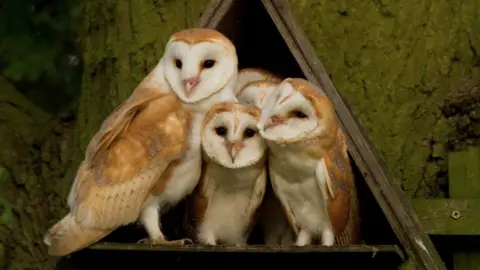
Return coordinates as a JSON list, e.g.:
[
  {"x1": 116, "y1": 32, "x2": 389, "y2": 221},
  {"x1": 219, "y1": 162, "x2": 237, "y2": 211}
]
[
  {"x1": 261, "y1": 0, "x2": 445, "y2": 269},
  {"x1": 412, "y1": 199, "x2": 480, "y2": 235},
  {"x1": 449, "y1": 147, "x2": 480, "y2": 199},
  {"x1": 448, "y1": 147, "x2": 480, "y2": 270}
]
